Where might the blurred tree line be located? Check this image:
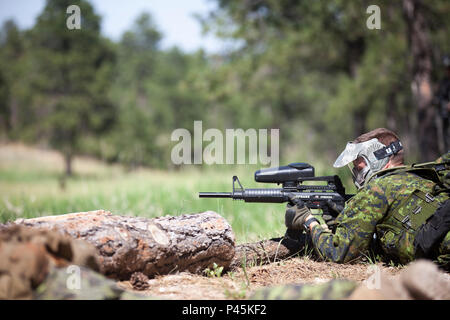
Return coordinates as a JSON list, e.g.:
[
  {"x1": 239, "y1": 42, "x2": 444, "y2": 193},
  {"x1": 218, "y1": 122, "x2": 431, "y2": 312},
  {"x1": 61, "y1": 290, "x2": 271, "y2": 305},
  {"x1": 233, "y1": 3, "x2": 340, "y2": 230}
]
[{"x1": 0, "y1": 0, "x2": 449, "y2": 175}]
